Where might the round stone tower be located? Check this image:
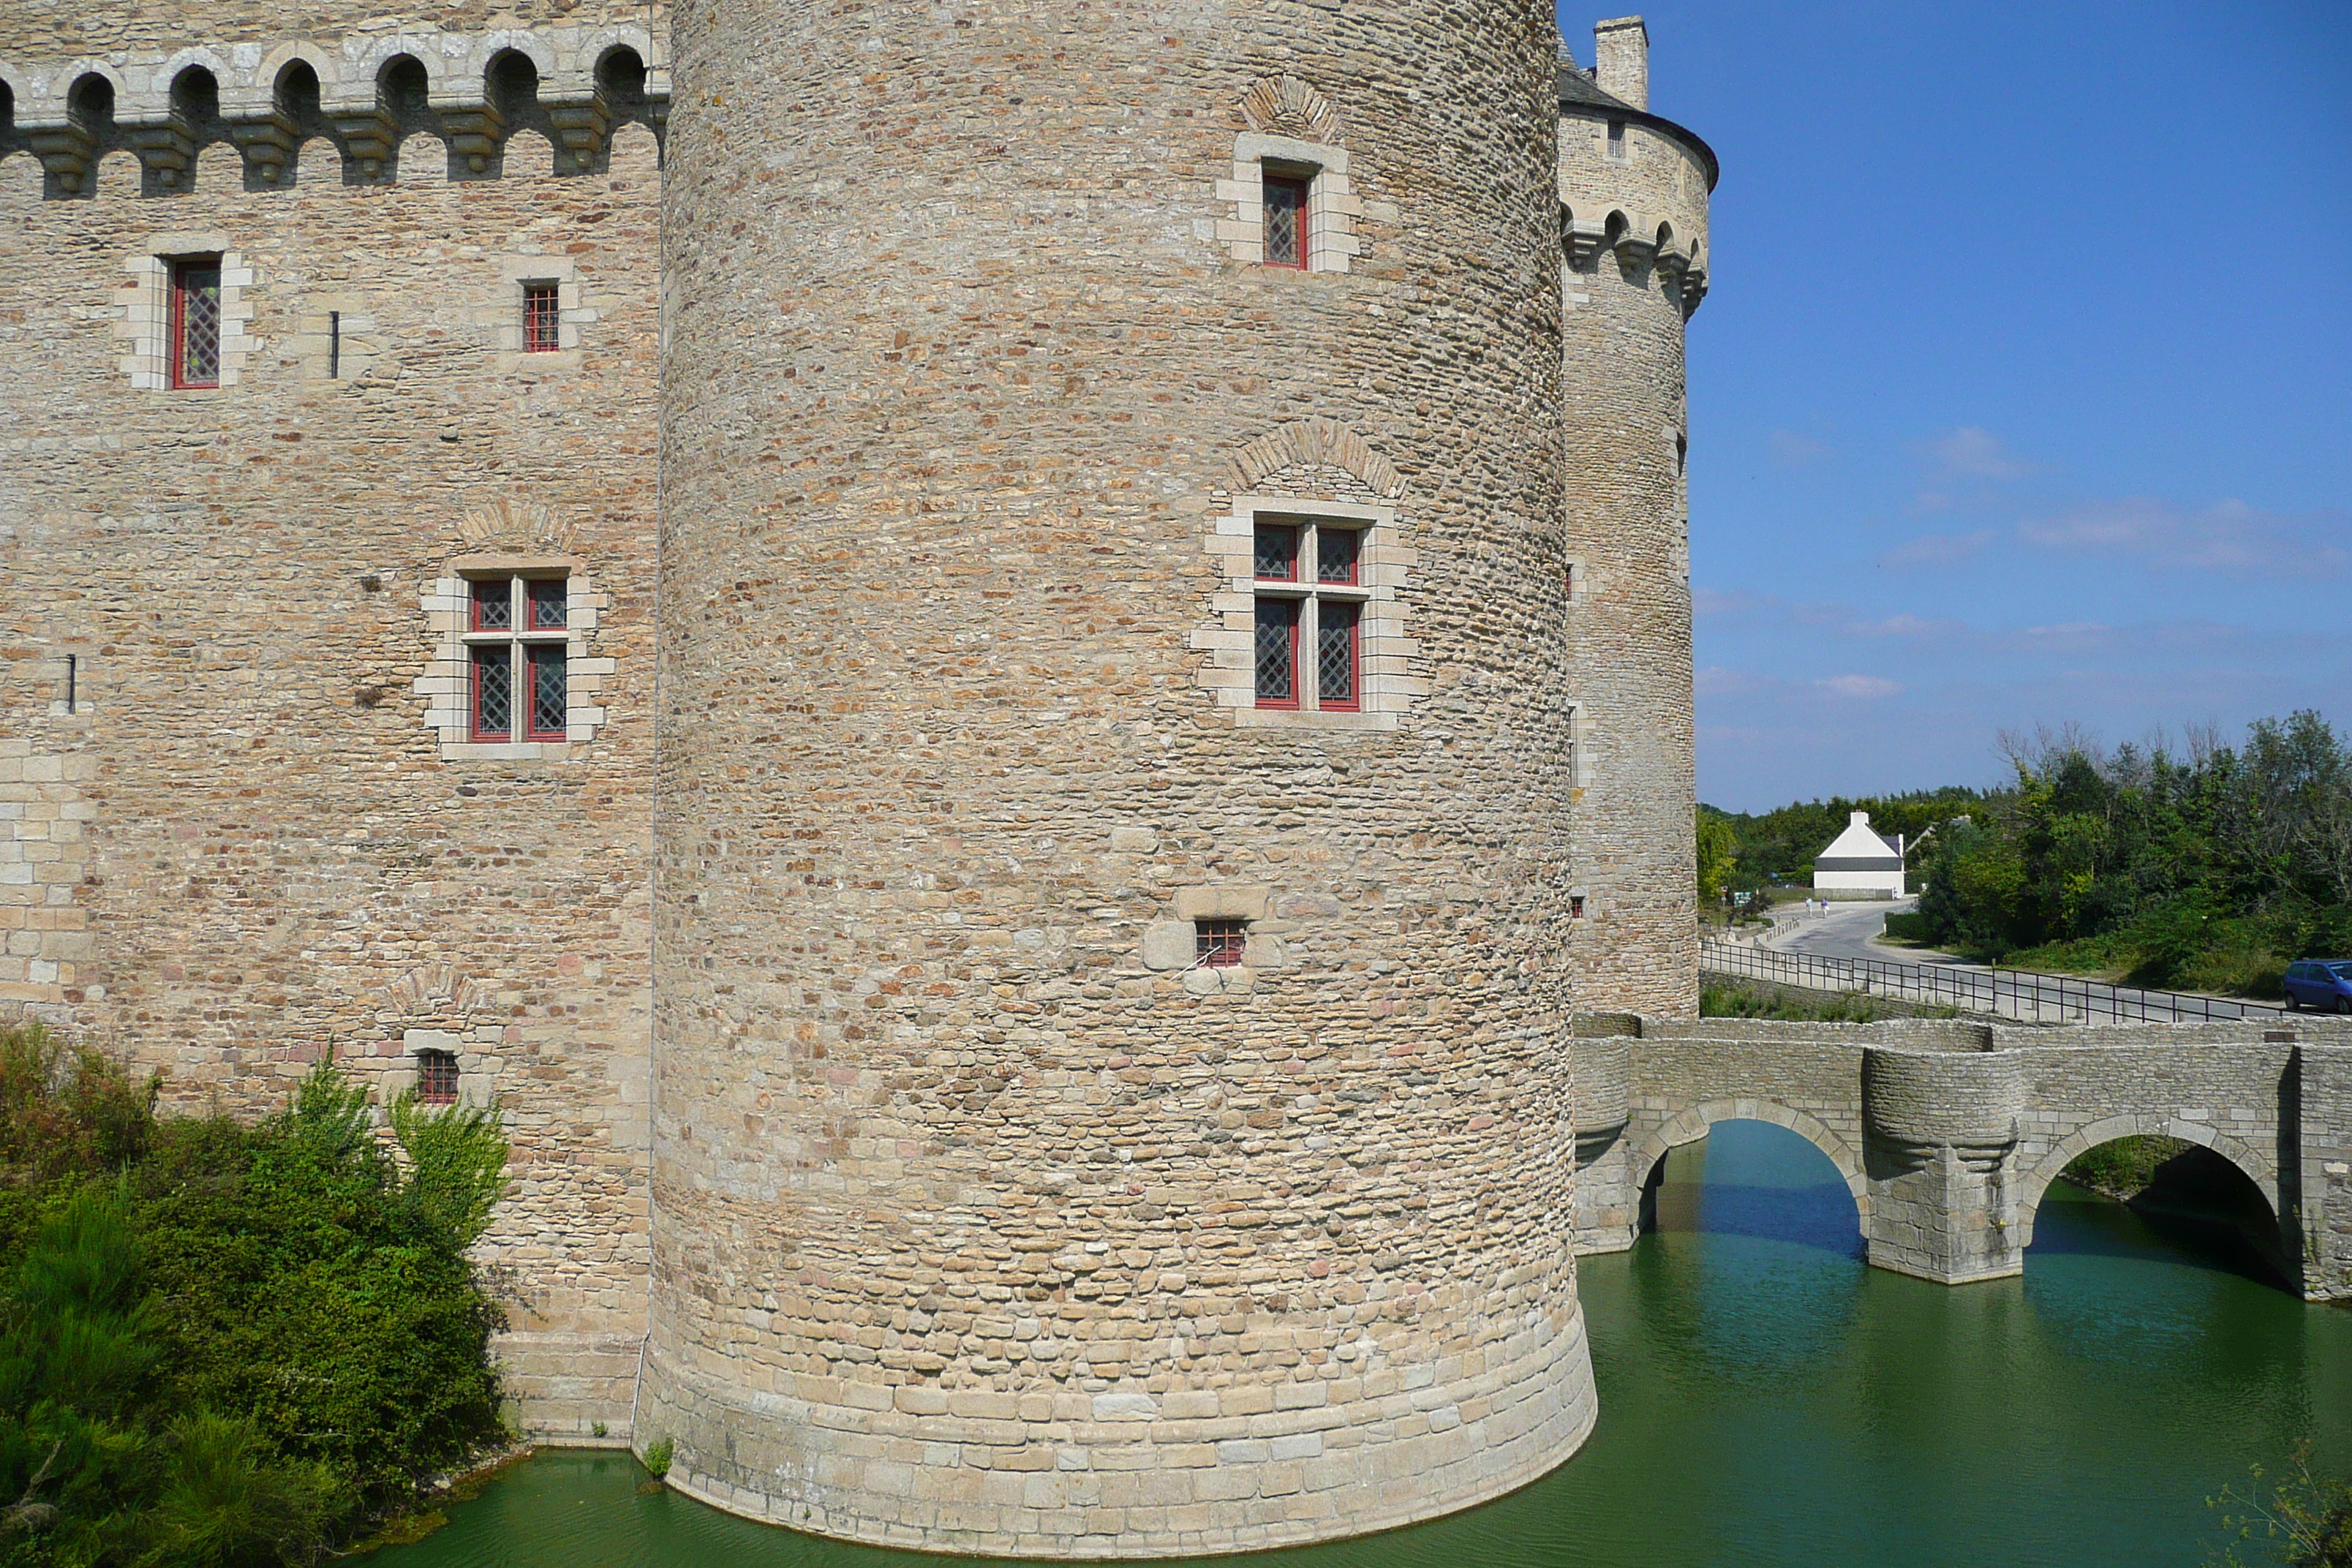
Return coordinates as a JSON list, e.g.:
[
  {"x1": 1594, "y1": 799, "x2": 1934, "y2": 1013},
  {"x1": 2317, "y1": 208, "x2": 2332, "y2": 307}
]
[
  {"x1": 1556, "y1": 18, "x2": 1715, "y2": 1023},
  {"x1": 644, "y1": 0, "x2": 1599, "y2": 1556}
]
